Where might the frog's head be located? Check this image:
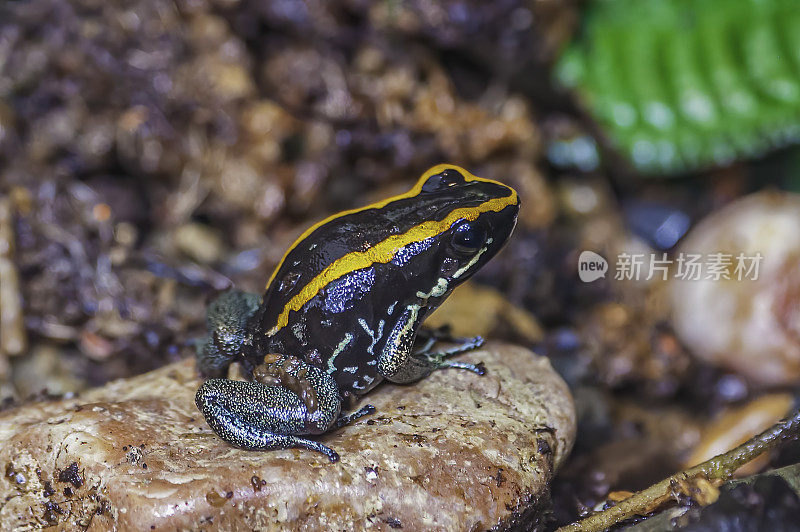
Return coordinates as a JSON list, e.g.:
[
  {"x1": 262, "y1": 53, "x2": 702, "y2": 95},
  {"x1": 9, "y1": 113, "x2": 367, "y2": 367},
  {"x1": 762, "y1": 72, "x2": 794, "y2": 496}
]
[
  {"x1": 260, "y1": 164, "x2": 518, "y2": 337},
  {"x1": 393, "y1": 164, "x2": 520, "y2": 313}
]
